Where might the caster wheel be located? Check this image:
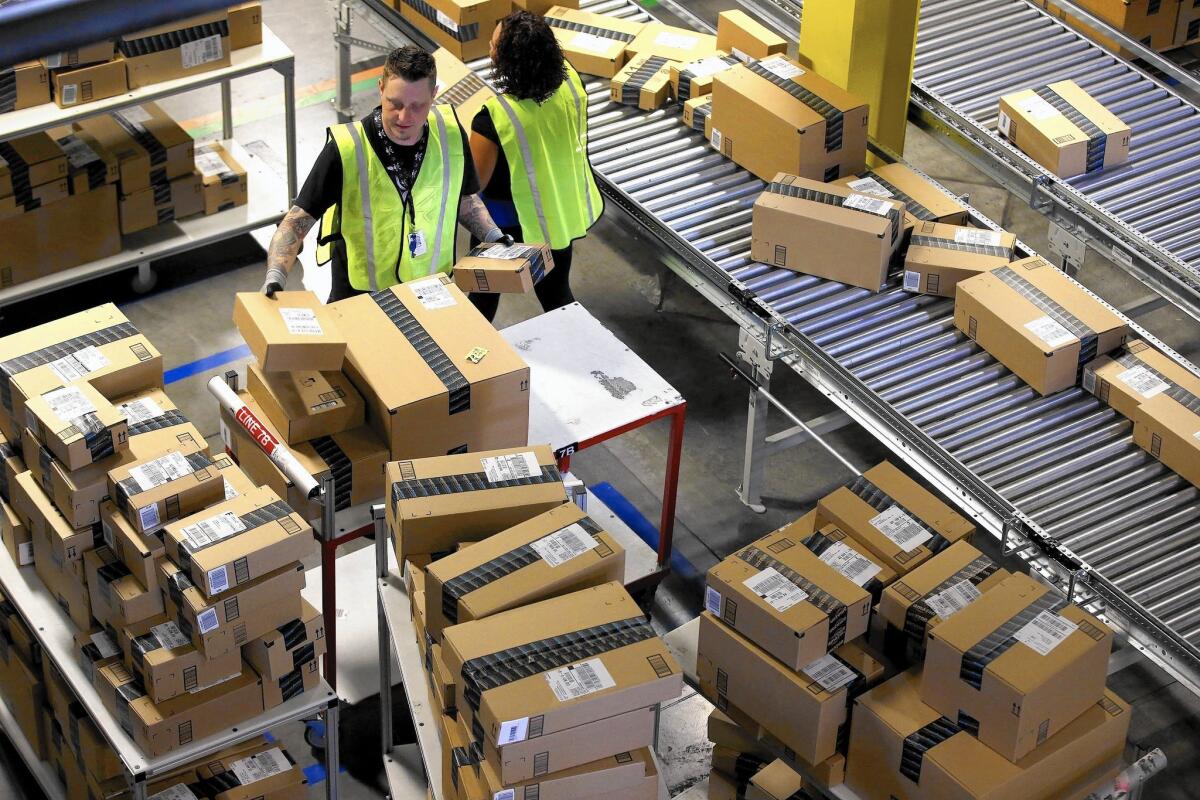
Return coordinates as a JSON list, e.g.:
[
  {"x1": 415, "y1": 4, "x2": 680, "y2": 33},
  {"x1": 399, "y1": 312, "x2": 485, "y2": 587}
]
[{"x1": 131, "y1": 267, "x2": 157, "y2": 294}]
